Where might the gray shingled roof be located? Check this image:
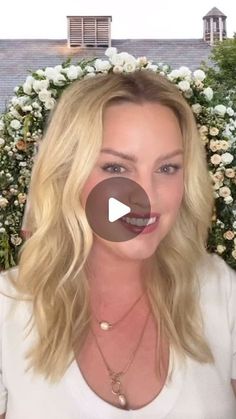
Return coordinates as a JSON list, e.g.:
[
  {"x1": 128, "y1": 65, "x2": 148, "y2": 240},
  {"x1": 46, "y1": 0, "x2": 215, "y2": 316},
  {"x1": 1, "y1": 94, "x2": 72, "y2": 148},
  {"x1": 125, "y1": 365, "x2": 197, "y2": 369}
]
[
  {"x1": 0, "y1": 38, "x2": 212, "y2": 114},
  {"x1": 203, "y1": 7, "x2": 226, "y2": 18}
]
